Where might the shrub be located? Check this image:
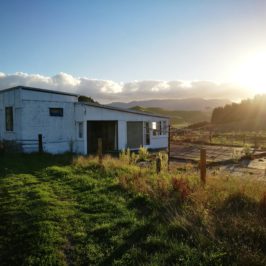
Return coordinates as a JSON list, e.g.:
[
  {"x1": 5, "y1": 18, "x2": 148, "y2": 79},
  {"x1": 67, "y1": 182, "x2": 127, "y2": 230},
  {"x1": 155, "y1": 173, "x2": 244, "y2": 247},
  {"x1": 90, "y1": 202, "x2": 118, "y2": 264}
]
[
  {"x1": 72, "y1": 155, "x2": 97, "y2": 167},
  {"x1": 0, "y1": 140, "x2": 22, "y2": 153},
  {"x1": 138, "y1": 146, "x2": 149, "y2": 161},
  {"x1": 171, "y1": 177, "x2": 191, "y2": 201},
  {"x1": 231, "y1": 149, "x2": 242, "y2": 162},
  {"x1": 242, "y1": 144, "x2": 252, "y2": 158},
  {"x1": 119, "y1": 148, "x2": 131, "y2": 164},
  {"x1": 218, "y1": 191, "x2": 257, "y2": 214},
  {"x1": 158, "y1": 152, "x2": 168, "y2": 171}
]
